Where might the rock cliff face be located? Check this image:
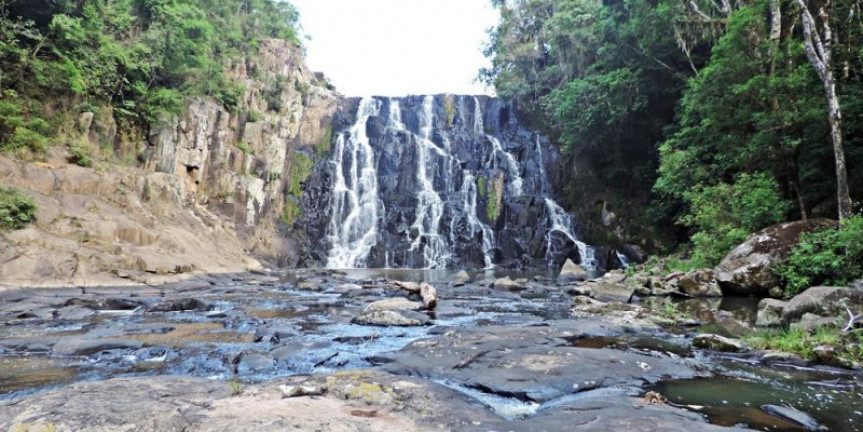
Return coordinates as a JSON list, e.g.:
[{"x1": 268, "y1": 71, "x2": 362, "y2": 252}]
[
  {"x1": 0, "y1": 39, "x2": 340, "y2": 288},
  {"x1": 299, "y1": 95, "x2": 600, "y2": 270}
]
